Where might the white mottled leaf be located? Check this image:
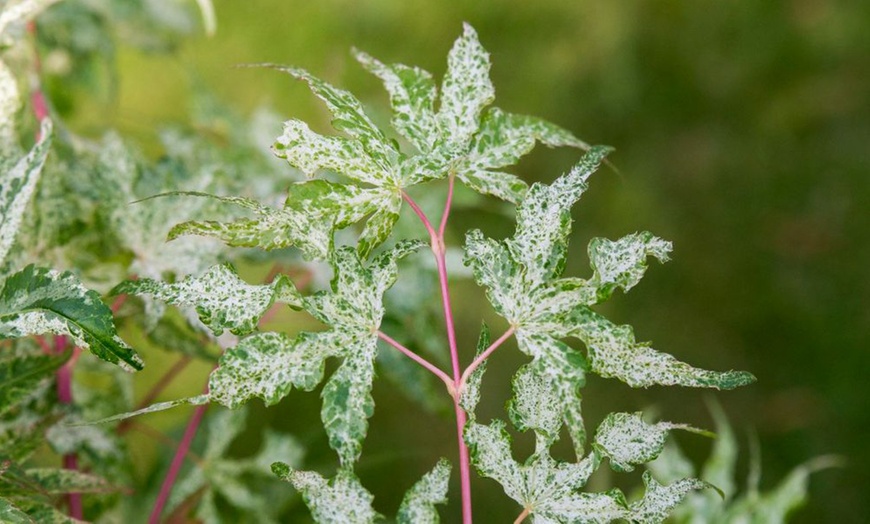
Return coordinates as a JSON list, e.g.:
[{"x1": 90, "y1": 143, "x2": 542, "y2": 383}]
[
  {"x1": 507, "y1": 146, "x2": 612, "y2": 285},
  {"x1": 586, "y1": 232, "x2": 672, "y2": 301},
  {"x1": 0, "y1": 120, "x2": 52, "y2": 270},
  {"x1": 571, "y1": 308, "x2": 755, "y2": 389},
  {"x1": 271, "y1": 464, "x2": 380, "y2": 524},
  {"x1": 353, "y1": 48, "x2": 438, "y2": 153},
  {"x1": 507, "y1": 364, "x2": 563, "y2": 448},
  {"x1": 629, "y1": 471, "x2": 711, "y2": 524},
  {"x1": 320, "y1": 340, "x2": 377, "y2": 466},
  {"x1": 356, "y1": 195, "x2": 401, "y2": 259},
  {"x1": 273, "y1": 119, "x2": 384, "y2": 185},
  {"x1": 593, "y1": 412, "x2": 703, "y2": 473},
  {"x1": 208, "y1": 331, "x2": 338, "y2": 409},
  {"x1": 112, "y1": 263, "x2": 301, "y2": 336},
  {"x1": 274, "y1": 66, "x2": 398, "y2": 173},
  {"x1": 397, "y1": 458, "x2": 451, "y2": 524},
  {"x1": 465, "y1": 420, "x2": 608, "y2": 521},
  {"x1": 0, "y1": 265, "x2": 143, "y2": 371},
  {"x1": 458, "y1": 323, "x2": 489, "y2": 414},
  {"x1": 458, "y1": 169, "x2": 528, "y2": 204},
  {"x1": 438, "y1": 23, "x2": 494, "y2": 153},
  {"x1": 465, "y1": 146, "x2": 753, "y2": 430}
]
